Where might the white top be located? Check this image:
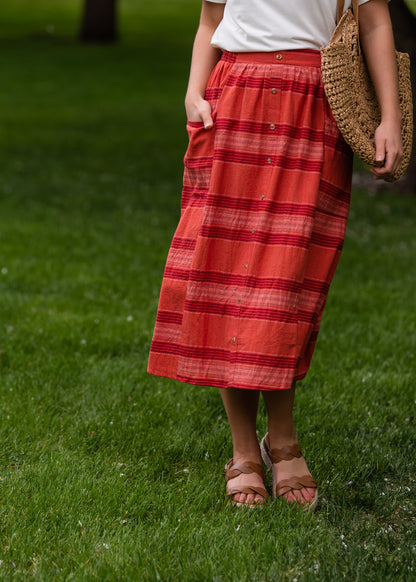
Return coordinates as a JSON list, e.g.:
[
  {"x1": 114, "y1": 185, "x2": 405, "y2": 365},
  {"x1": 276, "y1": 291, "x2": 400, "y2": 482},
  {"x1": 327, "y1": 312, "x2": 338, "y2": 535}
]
[{"x1": 207, "y1": 0, "x2": 372, "y2": 52}]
